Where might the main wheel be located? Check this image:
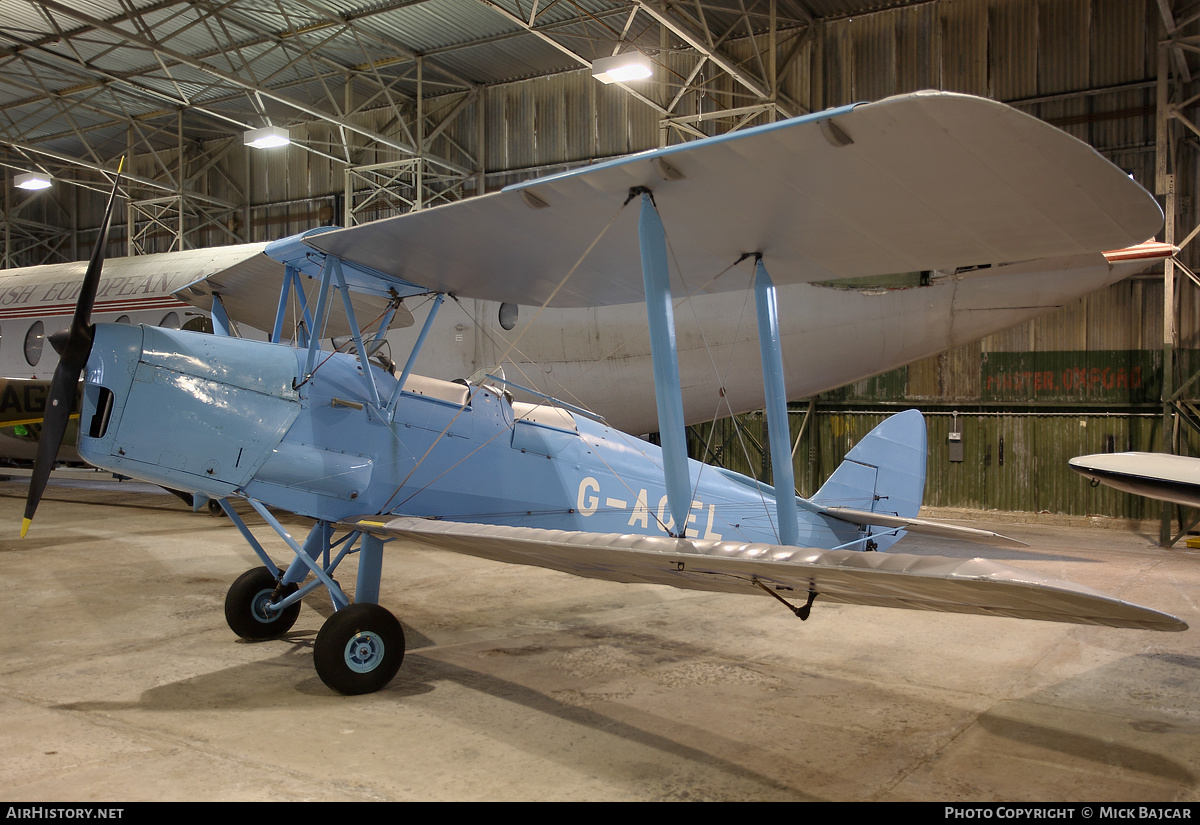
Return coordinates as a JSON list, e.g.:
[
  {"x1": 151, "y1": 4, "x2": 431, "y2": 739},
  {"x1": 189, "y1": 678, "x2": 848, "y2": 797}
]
[
  {"x1": 313, "y1": 603, "x2": 405, "y2": 695},
  {"x1": 225, "y1": 567, "x2": 301, "y2": 640}
]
